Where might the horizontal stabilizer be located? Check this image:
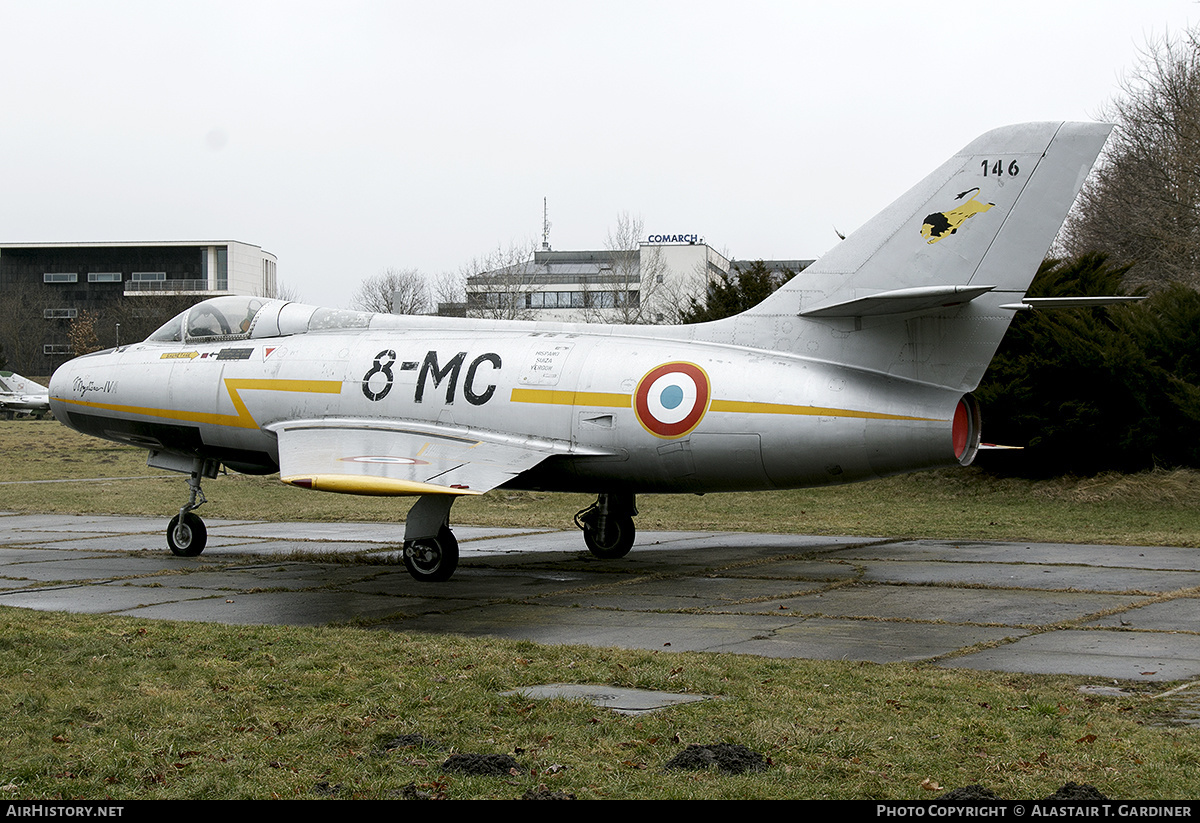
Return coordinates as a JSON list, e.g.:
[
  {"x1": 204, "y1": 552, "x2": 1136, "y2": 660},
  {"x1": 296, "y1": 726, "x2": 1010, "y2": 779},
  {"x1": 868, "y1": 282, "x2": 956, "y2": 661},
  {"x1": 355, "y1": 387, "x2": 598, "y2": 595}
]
[
  {"x1": 800, "y1": 284, "x2": 996, "y2": 318},
  {"x1": 998, "y1": 296, "x2": 1147, "y2": 311}
]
